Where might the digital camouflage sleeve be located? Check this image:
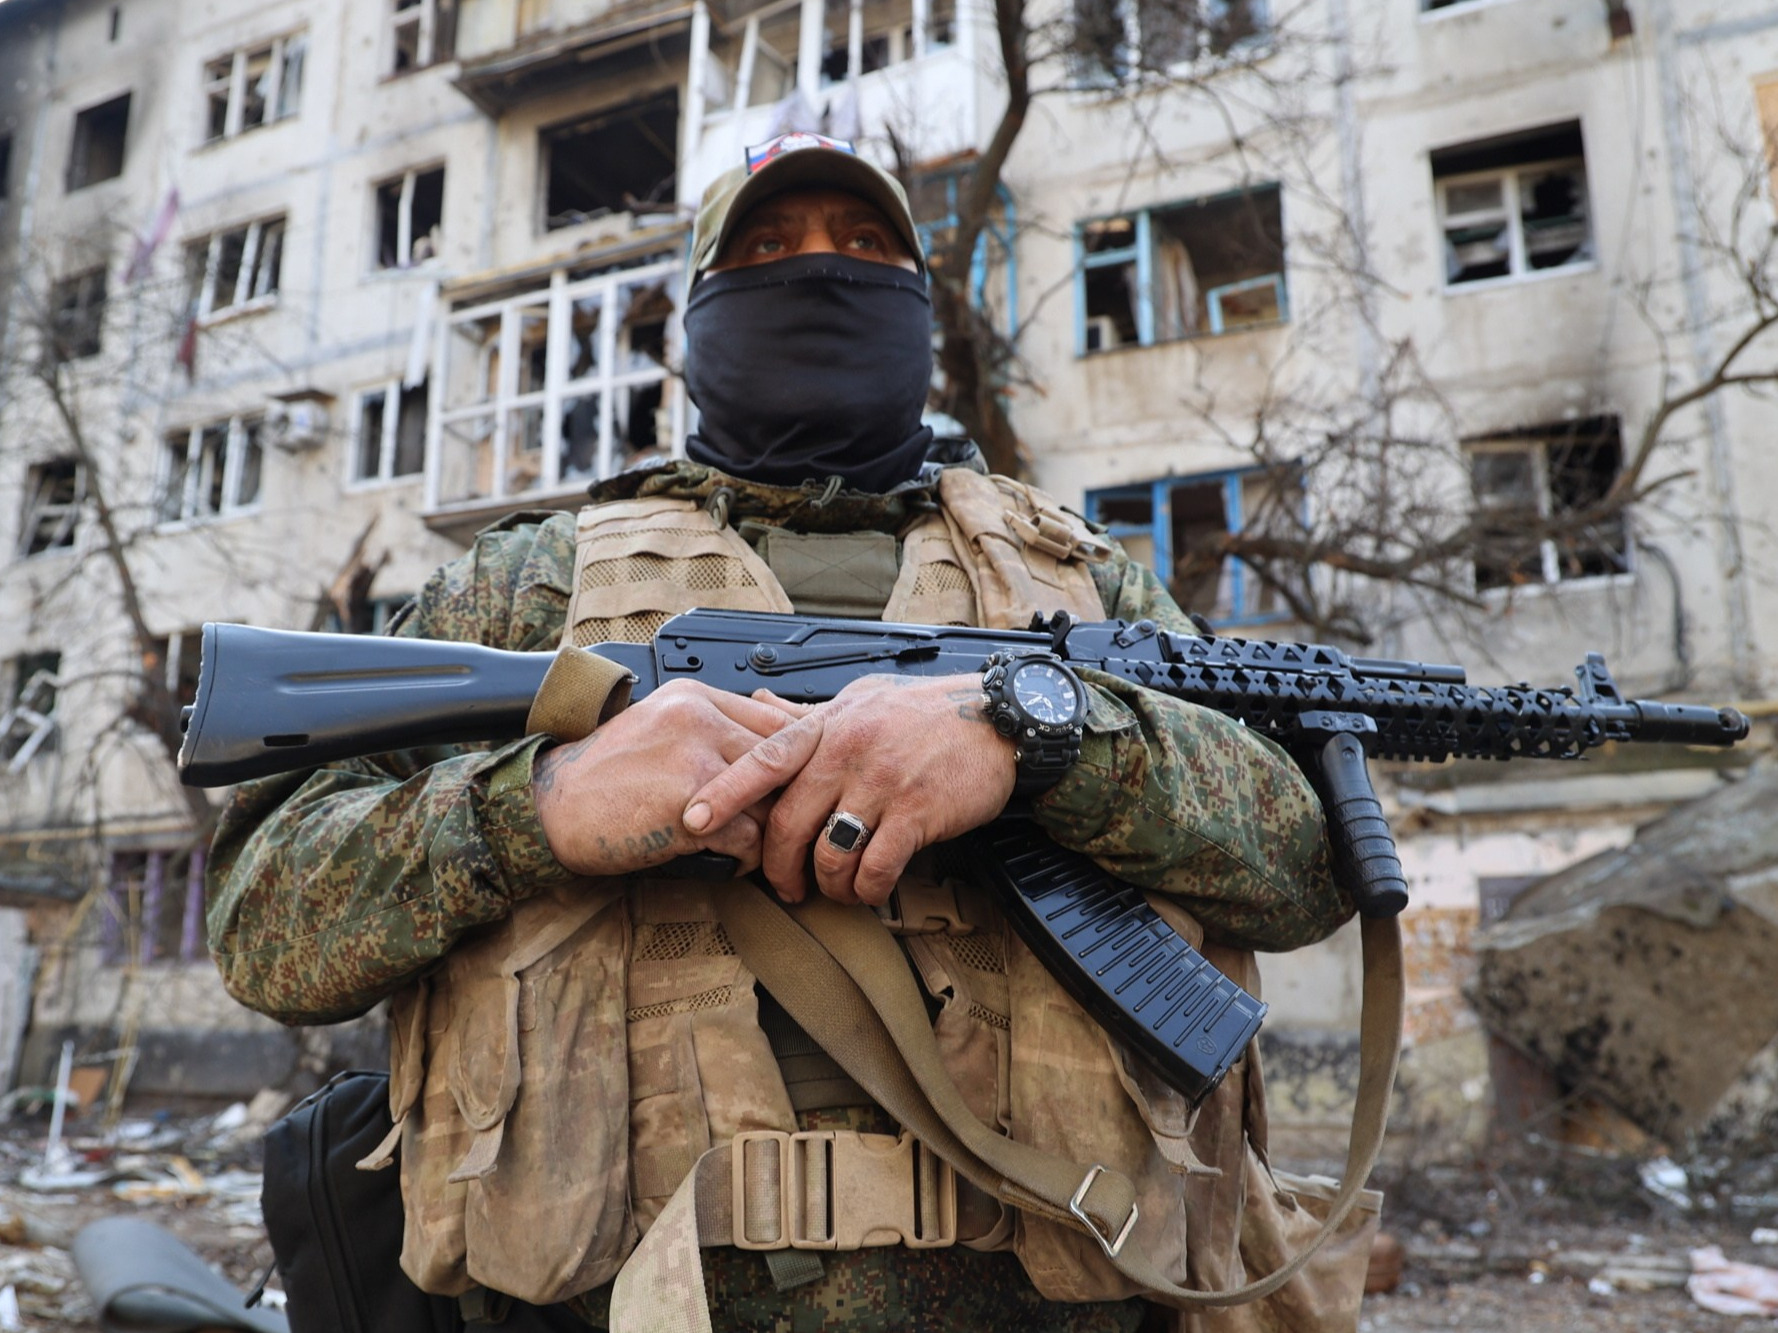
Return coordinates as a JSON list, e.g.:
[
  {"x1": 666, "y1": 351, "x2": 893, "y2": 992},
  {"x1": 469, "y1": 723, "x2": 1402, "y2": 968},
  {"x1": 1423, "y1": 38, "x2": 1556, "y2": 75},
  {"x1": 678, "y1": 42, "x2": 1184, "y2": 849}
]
[{"x1": 207, "y1": 505, "x2": 1345, "y2": 1027}]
